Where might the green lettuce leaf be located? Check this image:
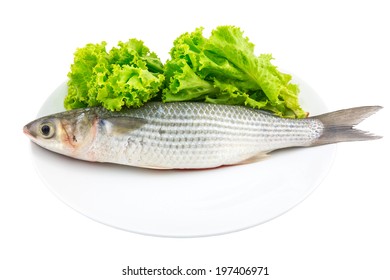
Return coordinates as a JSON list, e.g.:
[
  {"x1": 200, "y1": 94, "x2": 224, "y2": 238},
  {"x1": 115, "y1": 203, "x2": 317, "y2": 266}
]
[
  {"x1": 163, "y1": 26, "x2": 306, "y2": 118},
  {"x1": 163, "y1": 58, "x2": 218, "y2": 102},
  {"x1": 65, "y1": 39, "x2": 164, "y2": 111}
]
